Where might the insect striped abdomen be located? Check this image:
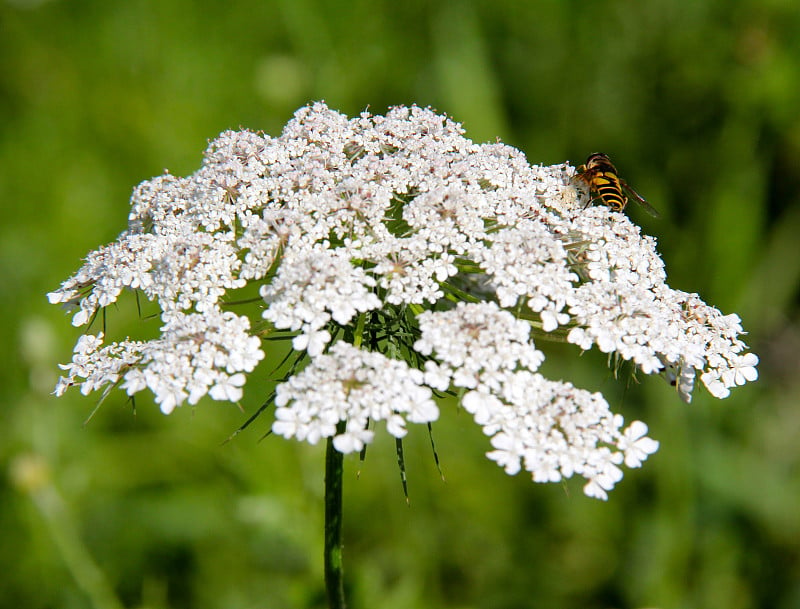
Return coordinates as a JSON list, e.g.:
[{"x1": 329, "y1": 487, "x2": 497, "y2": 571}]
[{"x1": 592, "y1": 172, "x2": 627, "y2": 211}]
